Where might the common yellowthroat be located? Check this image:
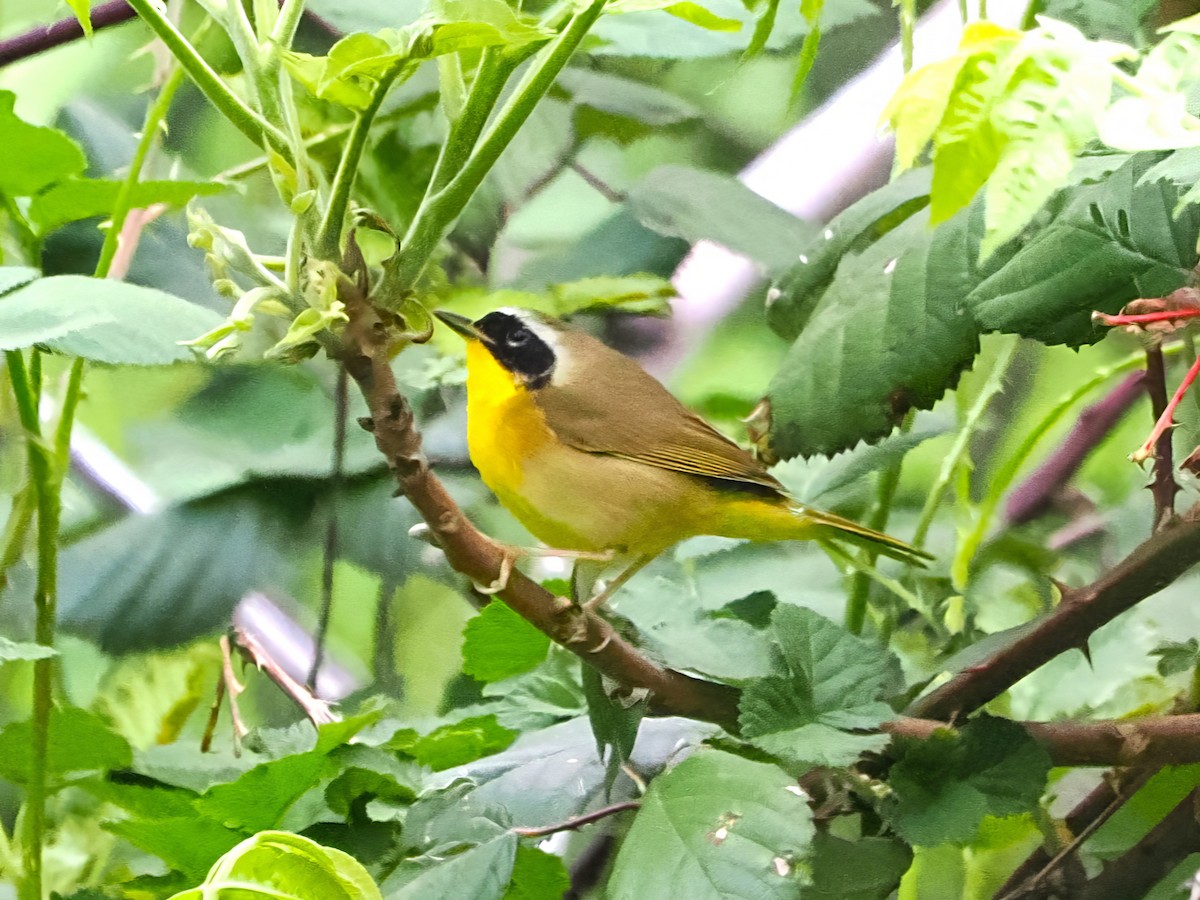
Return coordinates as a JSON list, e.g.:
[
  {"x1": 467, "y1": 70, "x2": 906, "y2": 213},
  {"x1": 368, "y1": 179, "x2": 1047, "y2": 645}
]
[{"x1": 435, "y1": 308, "x2": 928, "y2": 605}]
